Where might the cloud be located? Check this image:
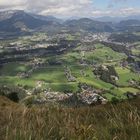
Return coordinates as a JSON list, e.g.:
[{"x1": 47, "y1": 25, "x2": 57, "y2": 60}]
[
  {"x1": 0, "y1": 0, "x2": 94, "y2": 17},
  {"x1": 0, "y1": 0, "x2": 27, "y2": 11},
  {"x1": 25, "y1": 0, "x2": 94, "y2": 17},
  {"x1": 0, "y1": 0, "x2": 140, "y2": 17},
  {"x1": 0, "y1": 0, "x2": 26, "y2": 8},
  {"x1": 92, "y1": 7, "x2": 140, "y2": 17},
  {"x1": 119, "y1": 7, "x2": 140, "y2": 15}
]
